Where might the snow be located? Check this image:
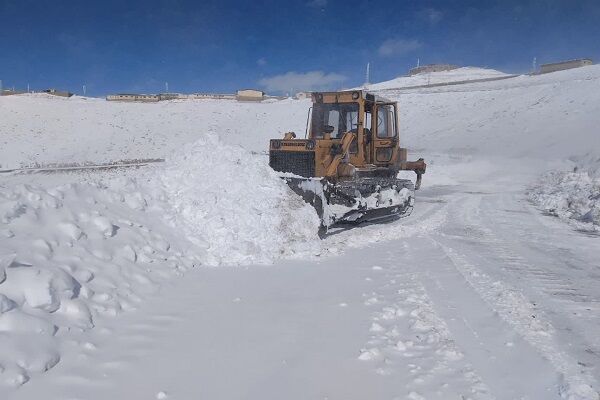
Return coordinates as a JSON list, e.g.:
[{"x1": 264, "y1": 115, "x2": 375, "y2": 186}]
[
  {"x1": 0, "y1": 132, "x2": 324, "y2": 386},
  {"x1": 363, "y1": 66, "x2": 510, "y2": 90},
  {"x1": 528, "y1": 154, "x2": 600, "y2": 230},
  {"x1": 1, "y1": 65, "x2": 600, "y2": 399},
  {"x1": 155, "y1": 134, "x2": 322, "y2": 264},
  {"x1": 0, "y1": 94, "x2": 308, "y2": 170},
  {"x1": 0, "y1": 178, "x2": 198, "y2": 385}
]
